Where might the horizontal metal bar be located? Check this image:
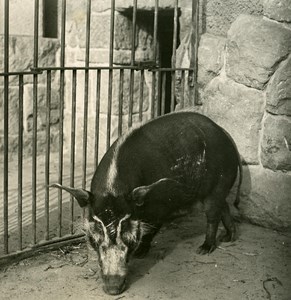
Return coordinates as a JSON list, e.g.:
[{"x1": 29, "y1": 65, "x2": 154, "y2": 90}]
[
  {"x1": 29, "y1": 66, "x2": 193, "y2": 72},
  {"x1": 0, "y1": 71, "x2": 42, "y2": 76}
]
